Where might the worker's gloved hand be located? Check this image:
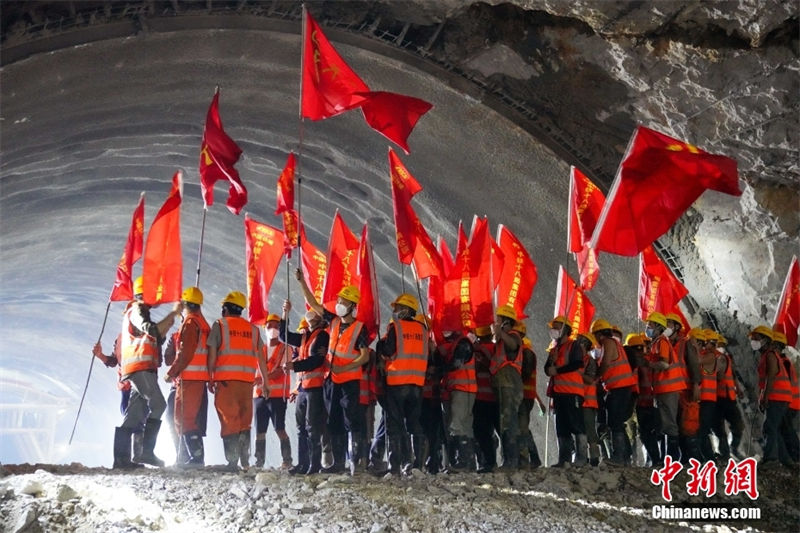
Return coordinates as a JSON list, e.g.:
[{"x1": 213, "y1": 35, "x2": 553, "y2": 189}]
[
  {"x1": 288, "y1": 392, "x2": 297, "y2": 403},
  {"x1": 294, "y1": 268, "x2": 303, "y2": 281},
  {"x1": 163, "y1": 374, "x2": 173, "y2": 384},
  {"x1": 92, "y1": 342, "x2": 104, "y2": 359}
]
